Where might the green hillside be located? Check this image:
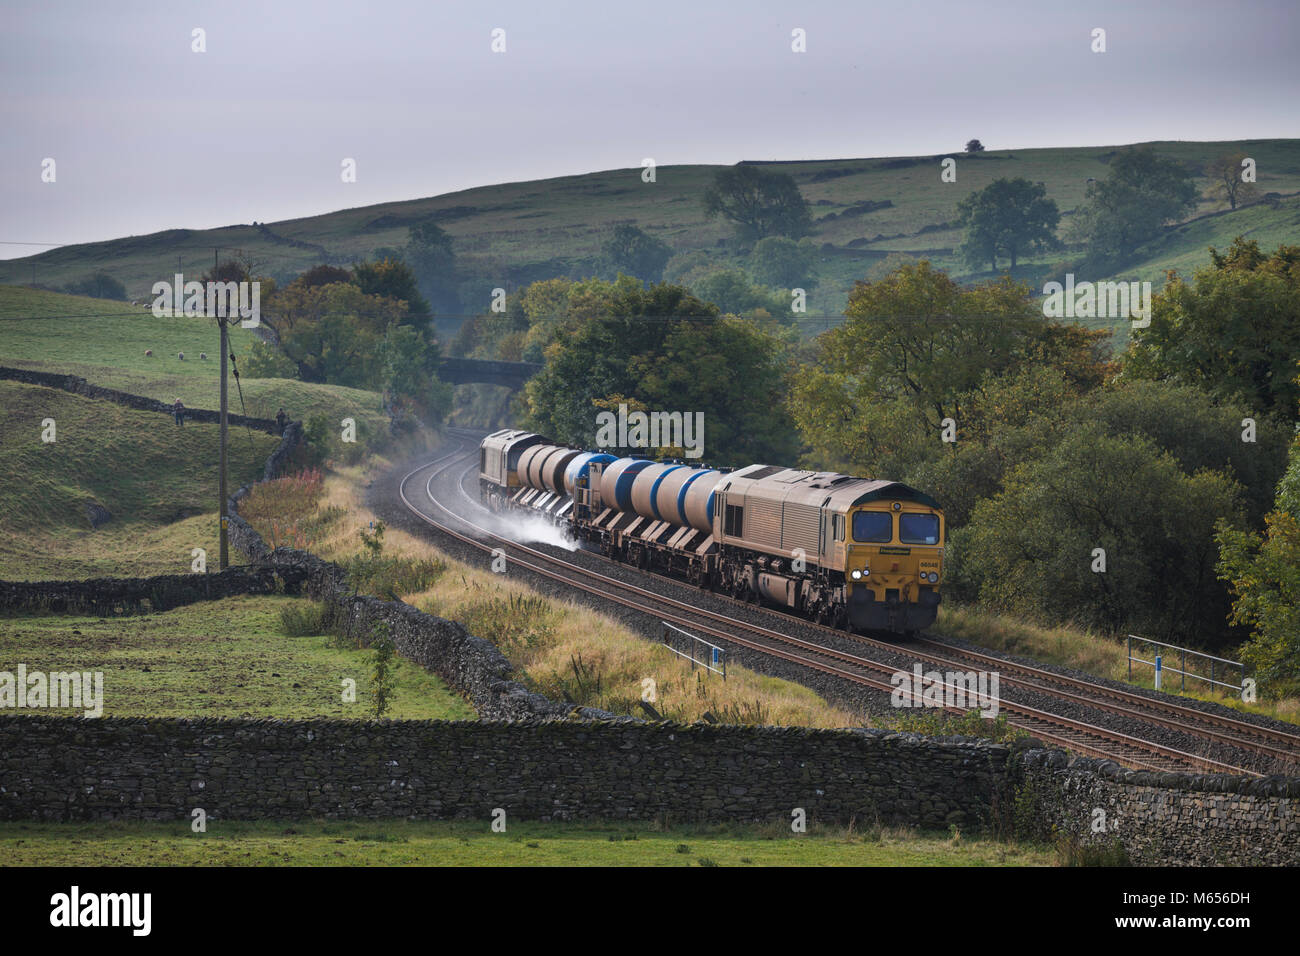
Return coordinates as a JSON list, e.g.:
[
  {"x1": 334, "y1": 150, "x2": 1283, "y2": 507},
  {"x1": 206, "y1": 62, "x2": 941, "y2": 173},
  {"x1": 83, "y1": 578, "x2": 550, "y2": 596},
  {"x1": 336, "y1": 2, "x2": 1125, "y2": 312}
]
[
  {"x1": 0, "y1": 379, "x2": 279, "y2": 580},
  {"x1": 2, "y1": 139, "x2": 1297, "y2": 320},
  {"x1": 0, "y1": 285, "x2": 389, "y2": 437}
]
